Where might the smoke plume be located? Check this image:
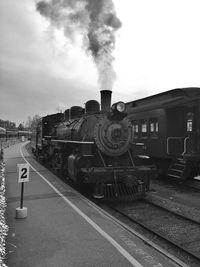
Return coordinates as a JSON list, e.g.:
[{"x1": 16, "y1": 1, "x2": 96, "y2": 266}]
[{"x1": 36, "y1": 0, "x2": 121, "y2": 90}]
